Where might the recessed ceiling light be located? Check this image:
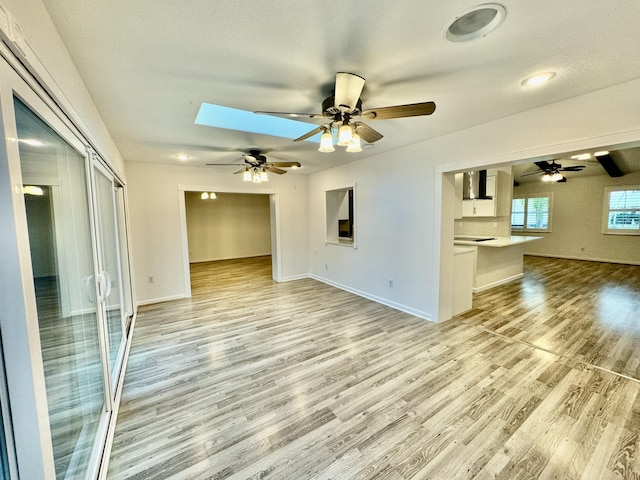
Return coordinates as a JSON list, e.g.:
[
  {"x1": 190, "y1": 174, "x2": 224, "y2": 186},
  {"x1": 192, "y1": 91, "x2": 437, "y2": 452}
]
[
  {"x1": 521, "y1": 72, "x2": 556, "y2": 87},
  {"x1": 174, "y1": 154, "x2": 191, "y2": 161},
  {"x1": 570, "y1": 153, "x2": 591, "y2": 161},
  {"x1": 594, "y1": 150, "x2": 610, "y2": 157},
  {"x1": 445, "y1": 4, "x2": 506, "y2": 42}
]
